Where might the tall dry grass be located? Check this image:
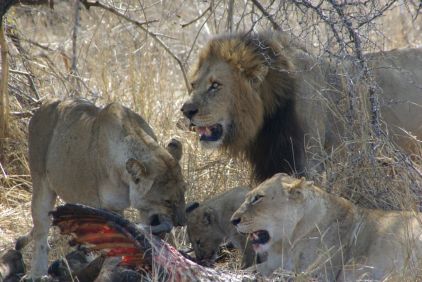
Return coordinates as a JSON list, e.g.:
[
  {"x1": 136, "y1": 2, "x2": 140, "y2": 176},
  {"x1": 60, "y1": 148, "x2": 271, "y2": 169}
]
[{"x1": 0, "y1": 0, "x2": 421, "y2": 278}]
